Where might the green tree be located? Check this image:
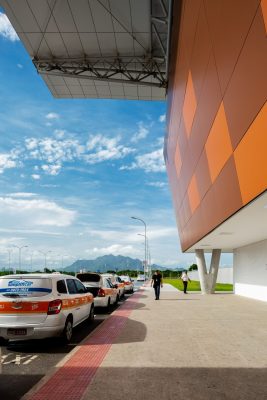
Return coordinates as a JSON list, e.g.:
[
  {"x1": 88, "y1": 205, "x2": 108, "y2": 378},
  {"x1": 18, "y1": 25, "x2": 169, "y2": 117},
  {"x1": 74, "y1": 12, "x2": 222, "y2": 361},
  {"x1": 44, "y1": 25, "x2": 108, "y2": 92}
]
[{"x1": 188, "y1": 263, "x2": 198, "y2": 271}]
